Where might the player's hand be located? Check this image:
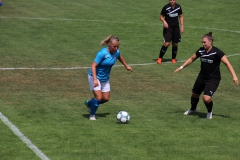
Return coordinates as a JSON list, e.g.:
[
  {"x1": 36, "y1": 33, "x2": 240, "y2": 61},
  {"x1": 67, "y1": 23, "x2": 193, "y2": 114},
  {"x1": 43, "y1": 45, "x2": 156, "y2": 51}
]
[
  {"x1": 174, "y1": 68, "x2": 180, "y2": 73},
  {"x1": 126, "y1": 65, "x2": 133, "y2": 72},
  {"x1": 180, "y1": 27, "x2": 184, "y2": 33},
  {"x1": 163, "y1": 21, "x2": 168, "y2": 28},
  {"x1": 174, "y1": 67, "x2": 182, "y2": 73},
  {"x1": 233, "y1": 77, "x2": 238, "y2": 86},
  {"x1": 93, "y1": 79, "x2": 99, "y2": 87}
]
